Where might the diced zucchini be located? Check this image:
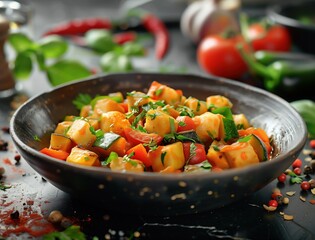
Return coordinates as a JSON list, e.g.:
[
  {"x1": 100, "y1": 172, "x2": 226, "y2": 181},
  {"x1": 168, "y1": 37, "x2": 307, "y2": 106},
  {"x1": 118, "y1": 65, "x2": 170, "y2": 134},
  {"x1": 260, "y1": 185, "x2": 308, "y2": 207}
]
[
  {"x1": 247, "y1": 134, "x2": 268, "y2": 162},
  {"x1": 66, "y1": 119, "x2": 96, "y2": 148},
  {"x1": 49, "y1": 133, "x2": 73, "y2": 152},
  {"x1": 66, "y1": 146, "x2": 100, "y2": 166},
  {"x1": 92, "y1": 133, "x2": 127, "y2": 157}
]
